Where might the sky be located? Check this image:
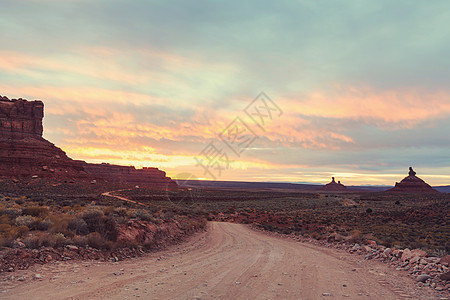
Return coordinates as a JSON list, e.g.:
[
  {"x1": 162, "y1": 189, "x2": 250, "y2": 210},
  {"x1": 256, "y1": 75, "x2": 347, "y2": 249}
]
[{"x1": 1, "y1": 0, "x2": 450, "y2": 186}]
